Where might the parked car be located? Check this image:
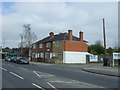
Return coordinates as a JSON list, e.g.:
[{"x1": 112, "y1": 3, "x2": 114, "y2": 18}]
[
  {"x1": 5, "y1": 56, "x2": 11, "y2": 62},
  {"x1": 11, "y1": 57, "x2": 17, "y2": 63},
  {"x1": 16, "y1": 57, "x2": 29, "y2": 64}
]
